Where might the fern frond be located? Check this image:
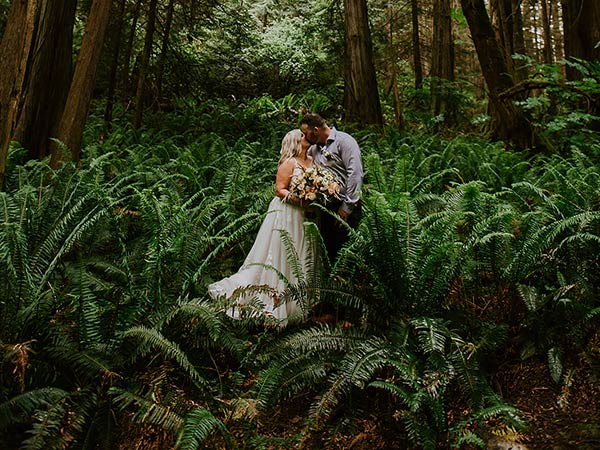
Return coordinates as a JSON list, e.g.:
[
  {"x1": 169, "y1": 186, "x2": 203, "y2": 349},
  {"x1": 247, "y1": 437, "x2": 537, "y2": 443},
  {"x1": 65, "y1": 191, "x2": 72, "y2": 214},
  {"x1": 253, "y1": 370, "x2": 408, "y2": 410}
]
[
  {"x1": 121, "y1": 326, "x2": 207, "y2": 388},
  {"x1": 176, "y1": 408, "x2": 229, "y2": 450},
  {"x1": 110, "y1": 388, "x2": 184, "y2": 432},
  {"x1": 0, "y1": 388, "x2": 68, "y2": 428}
]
